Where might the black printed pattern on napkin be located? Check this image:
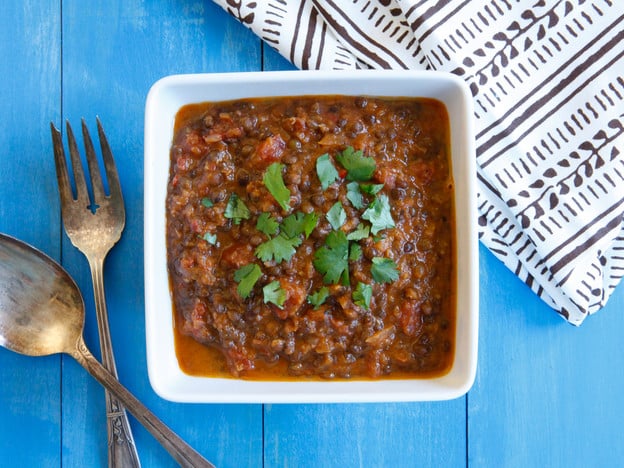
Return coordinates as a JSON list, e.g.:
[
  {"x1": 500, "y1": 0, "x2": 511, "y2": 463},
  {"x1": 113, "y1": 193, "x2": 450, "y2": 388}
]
[{"x1": 213, "y1": 0, "x2": 624, "y2": 325}]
